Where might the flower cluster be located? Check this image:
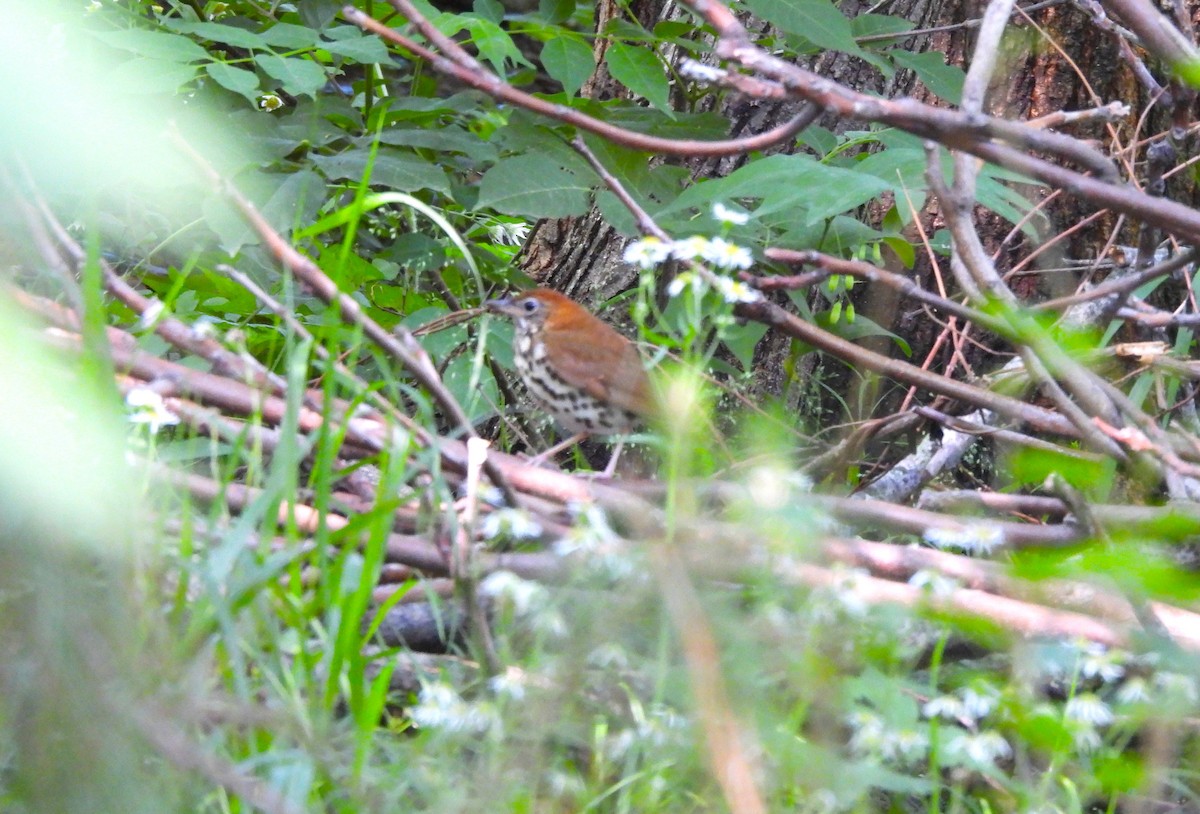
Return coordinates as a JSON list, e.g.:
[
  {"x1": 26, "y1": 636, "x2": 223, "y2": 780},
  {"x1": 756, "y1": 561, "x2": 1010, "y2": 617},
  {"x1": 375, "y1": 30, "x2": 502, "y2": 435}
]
[
  {"x1": 665, "y1": 271, "x2": 758, "y2": 304},
  {"x1": 125, "y1": 388, "x2": 179, "y2": 434},
  {"x1": 409, "y1": 682, "x2": 499, "y2": 735},
  {"x1": 623, "y1": 234, "x2": 753, "y2": 271},
  {"x1": 923, "y1": 522, "x2": 1004, "y2": 554}
]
